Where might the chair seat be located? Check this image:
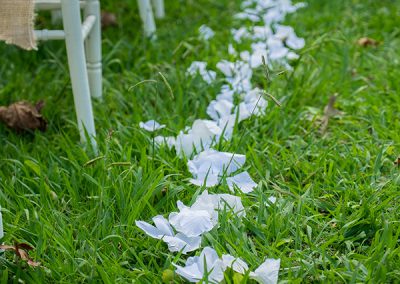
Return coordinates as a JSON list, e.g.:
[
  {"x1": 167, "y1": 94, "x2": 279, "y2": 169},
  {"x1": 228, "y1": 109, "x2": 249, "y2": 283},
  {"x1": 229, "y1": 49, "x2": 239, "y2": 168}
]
[{"x1": 34, "y1": 0, "x2": 86, "y2": 10}]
